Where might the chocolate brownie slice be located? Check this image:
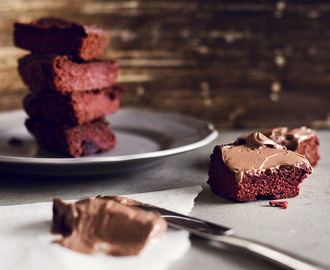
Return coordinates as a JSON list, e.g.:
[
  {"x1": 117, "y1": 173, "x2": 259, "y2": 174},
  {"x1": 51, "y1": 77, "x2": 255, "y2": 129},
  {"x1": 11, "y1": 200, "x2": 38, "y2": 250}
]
[
  {"x1": 238, "y1": 126, "x2": 320, "y2": 166},
  {"x1": 18, "y1": 54, "x2": 118, "y2": 93},
  {"x1": 24, "y1": 86, "x2": 124, "y2": 126},
  {"x1": 14, "y1": 18, "x2": 109, "y2": 61},
  {"x1": 26, "y1": 117, "x2": 116, "y2": 157},
  {"x1": 208, "y1": 132, "x2": 312, "y2": 202}
]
